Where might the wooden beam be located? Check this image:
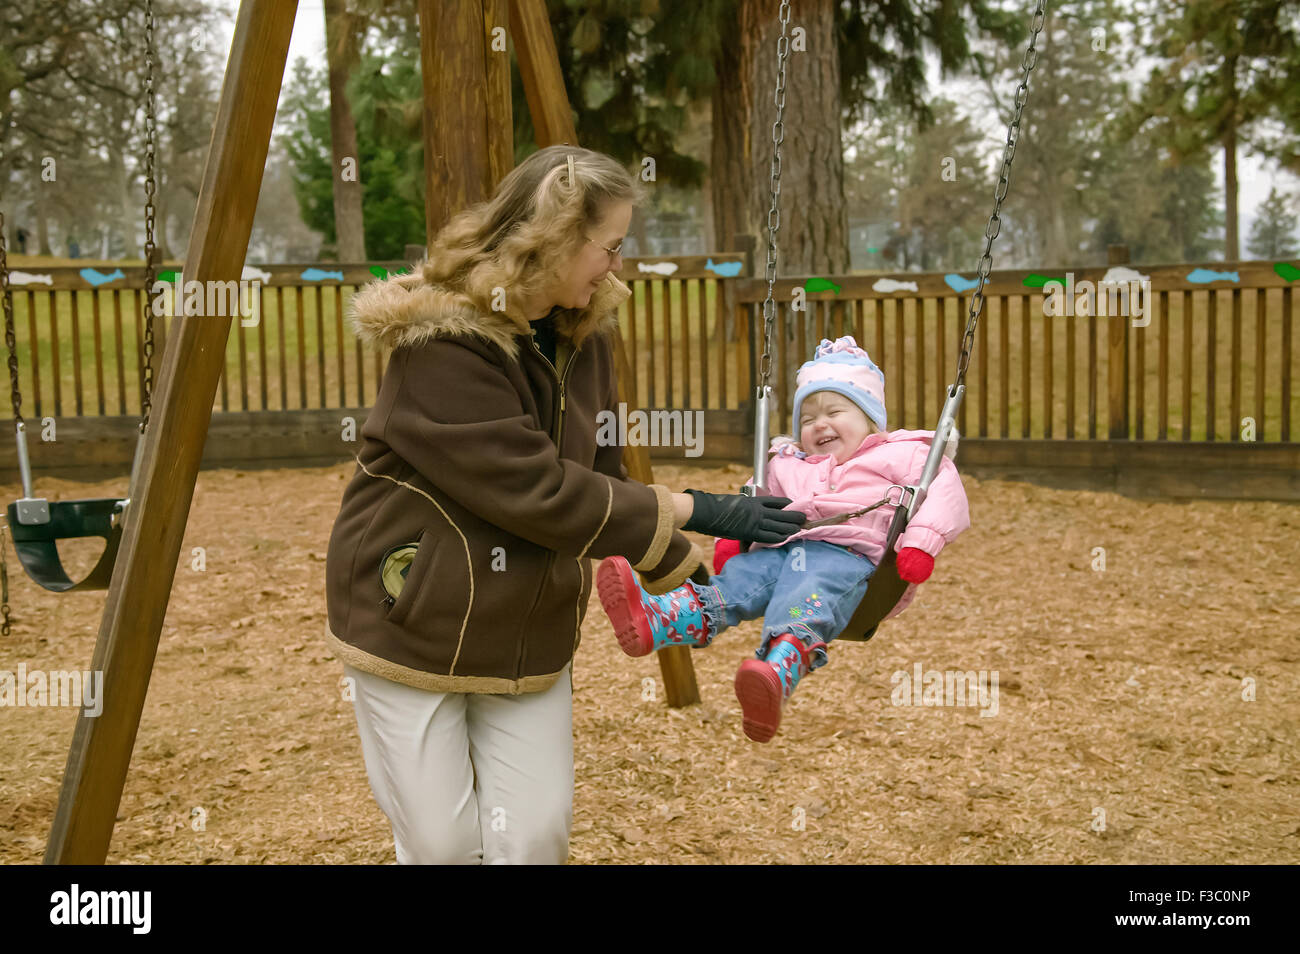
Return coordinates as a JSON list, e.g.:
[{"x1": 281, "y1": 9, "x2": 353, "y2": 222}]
[
  {"x1": 613, "y1": 333, "x2": 700, "y2": 707},
  {"x1": 509, "y1": 0, "x2": 577, "y2": 145},
  {"x1": 419, "y1": 0, "x2": 514, "y2": 239},
  {"x1": 510, "y1": 0, "x2": 699, "y2": 706},
  {"x1": 43, "y1": 0, "x2": 299, "y2": 865}
]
